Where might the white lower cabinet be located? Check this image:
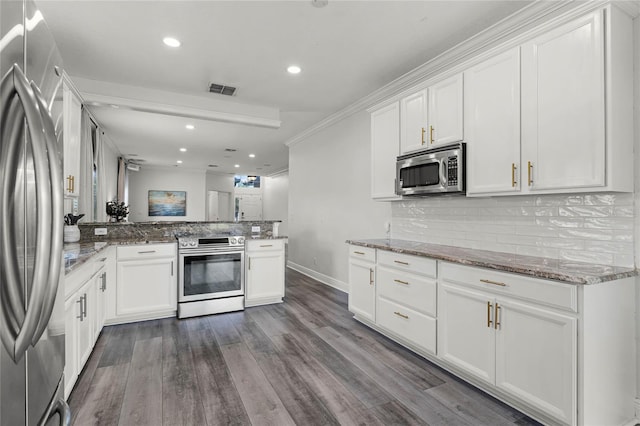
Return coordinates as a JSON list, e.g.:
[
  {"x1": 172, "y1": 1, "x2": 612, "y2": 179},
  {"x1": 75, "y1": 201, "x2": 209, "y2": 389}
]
[
  {"x1": 347, "y1": 246, "x2": 376, "y2": 322},
  {"x1": 438, "y1": 281, "x2": 577, "y2": 425},
  {"x1": 245, "y1": 239, "x2": 286, "y2": 307},
  {"x1": 347, "y1": 245, "x2": 636, "y2": 426},
  {"x1": 116, "y1": 244, "x2": 177, "y2": 321},
  {"x1": 64, "y1": 253, "x2": 108, "y2": 398}
]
